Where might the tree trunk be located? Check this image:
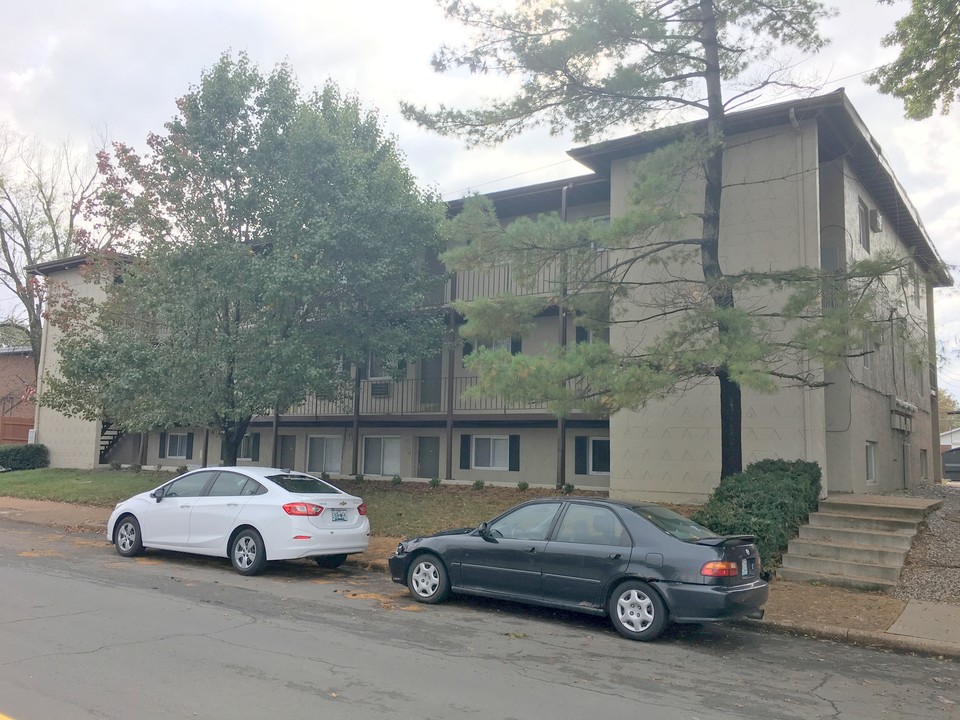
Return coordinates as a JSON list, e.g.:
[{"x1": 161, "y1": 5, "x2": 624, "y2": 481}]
[
  {"x1": 219, "y1": 418, "x2": 251, "y2": 467},
  {"x1": 699, "y1": 0, "x2": 742, "y2": 478}
]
